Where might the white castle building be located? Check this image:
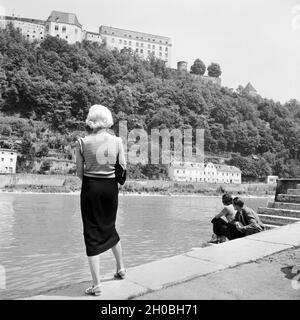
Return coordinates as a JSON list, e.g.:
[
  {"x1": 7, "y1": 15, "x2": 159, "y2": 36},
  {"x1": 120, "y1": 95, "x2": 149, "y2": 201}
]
[
  {"x1": 168, "y1": 161, "x2": 241, "y2": 184},
  {"x1": 0, "y1": 10, "x2": 172, "y2": 65}
]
